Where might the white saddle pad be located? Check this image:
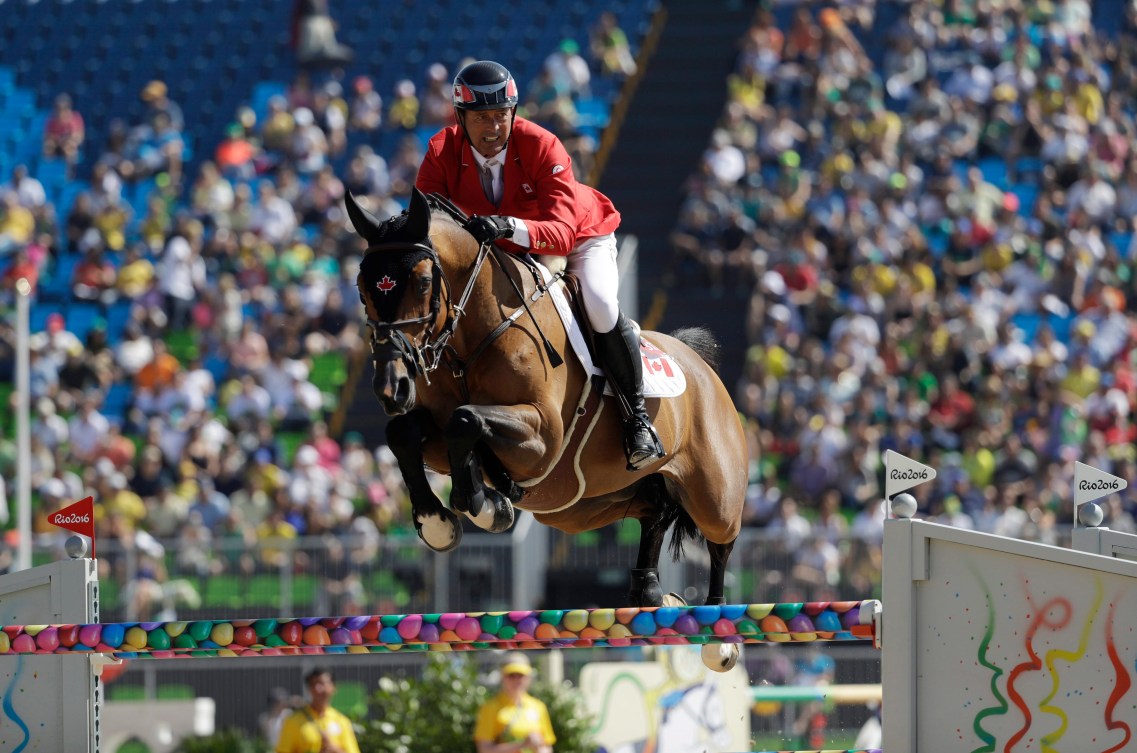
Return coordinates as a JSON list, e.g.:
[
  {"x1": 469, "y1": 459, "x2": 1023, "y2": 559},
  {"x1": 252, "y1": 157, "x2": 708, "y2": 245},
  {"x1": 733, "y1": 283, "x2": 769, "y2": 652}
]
[{"x1": 535, "y1": 262, "x2": 686, "y2": 398}]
